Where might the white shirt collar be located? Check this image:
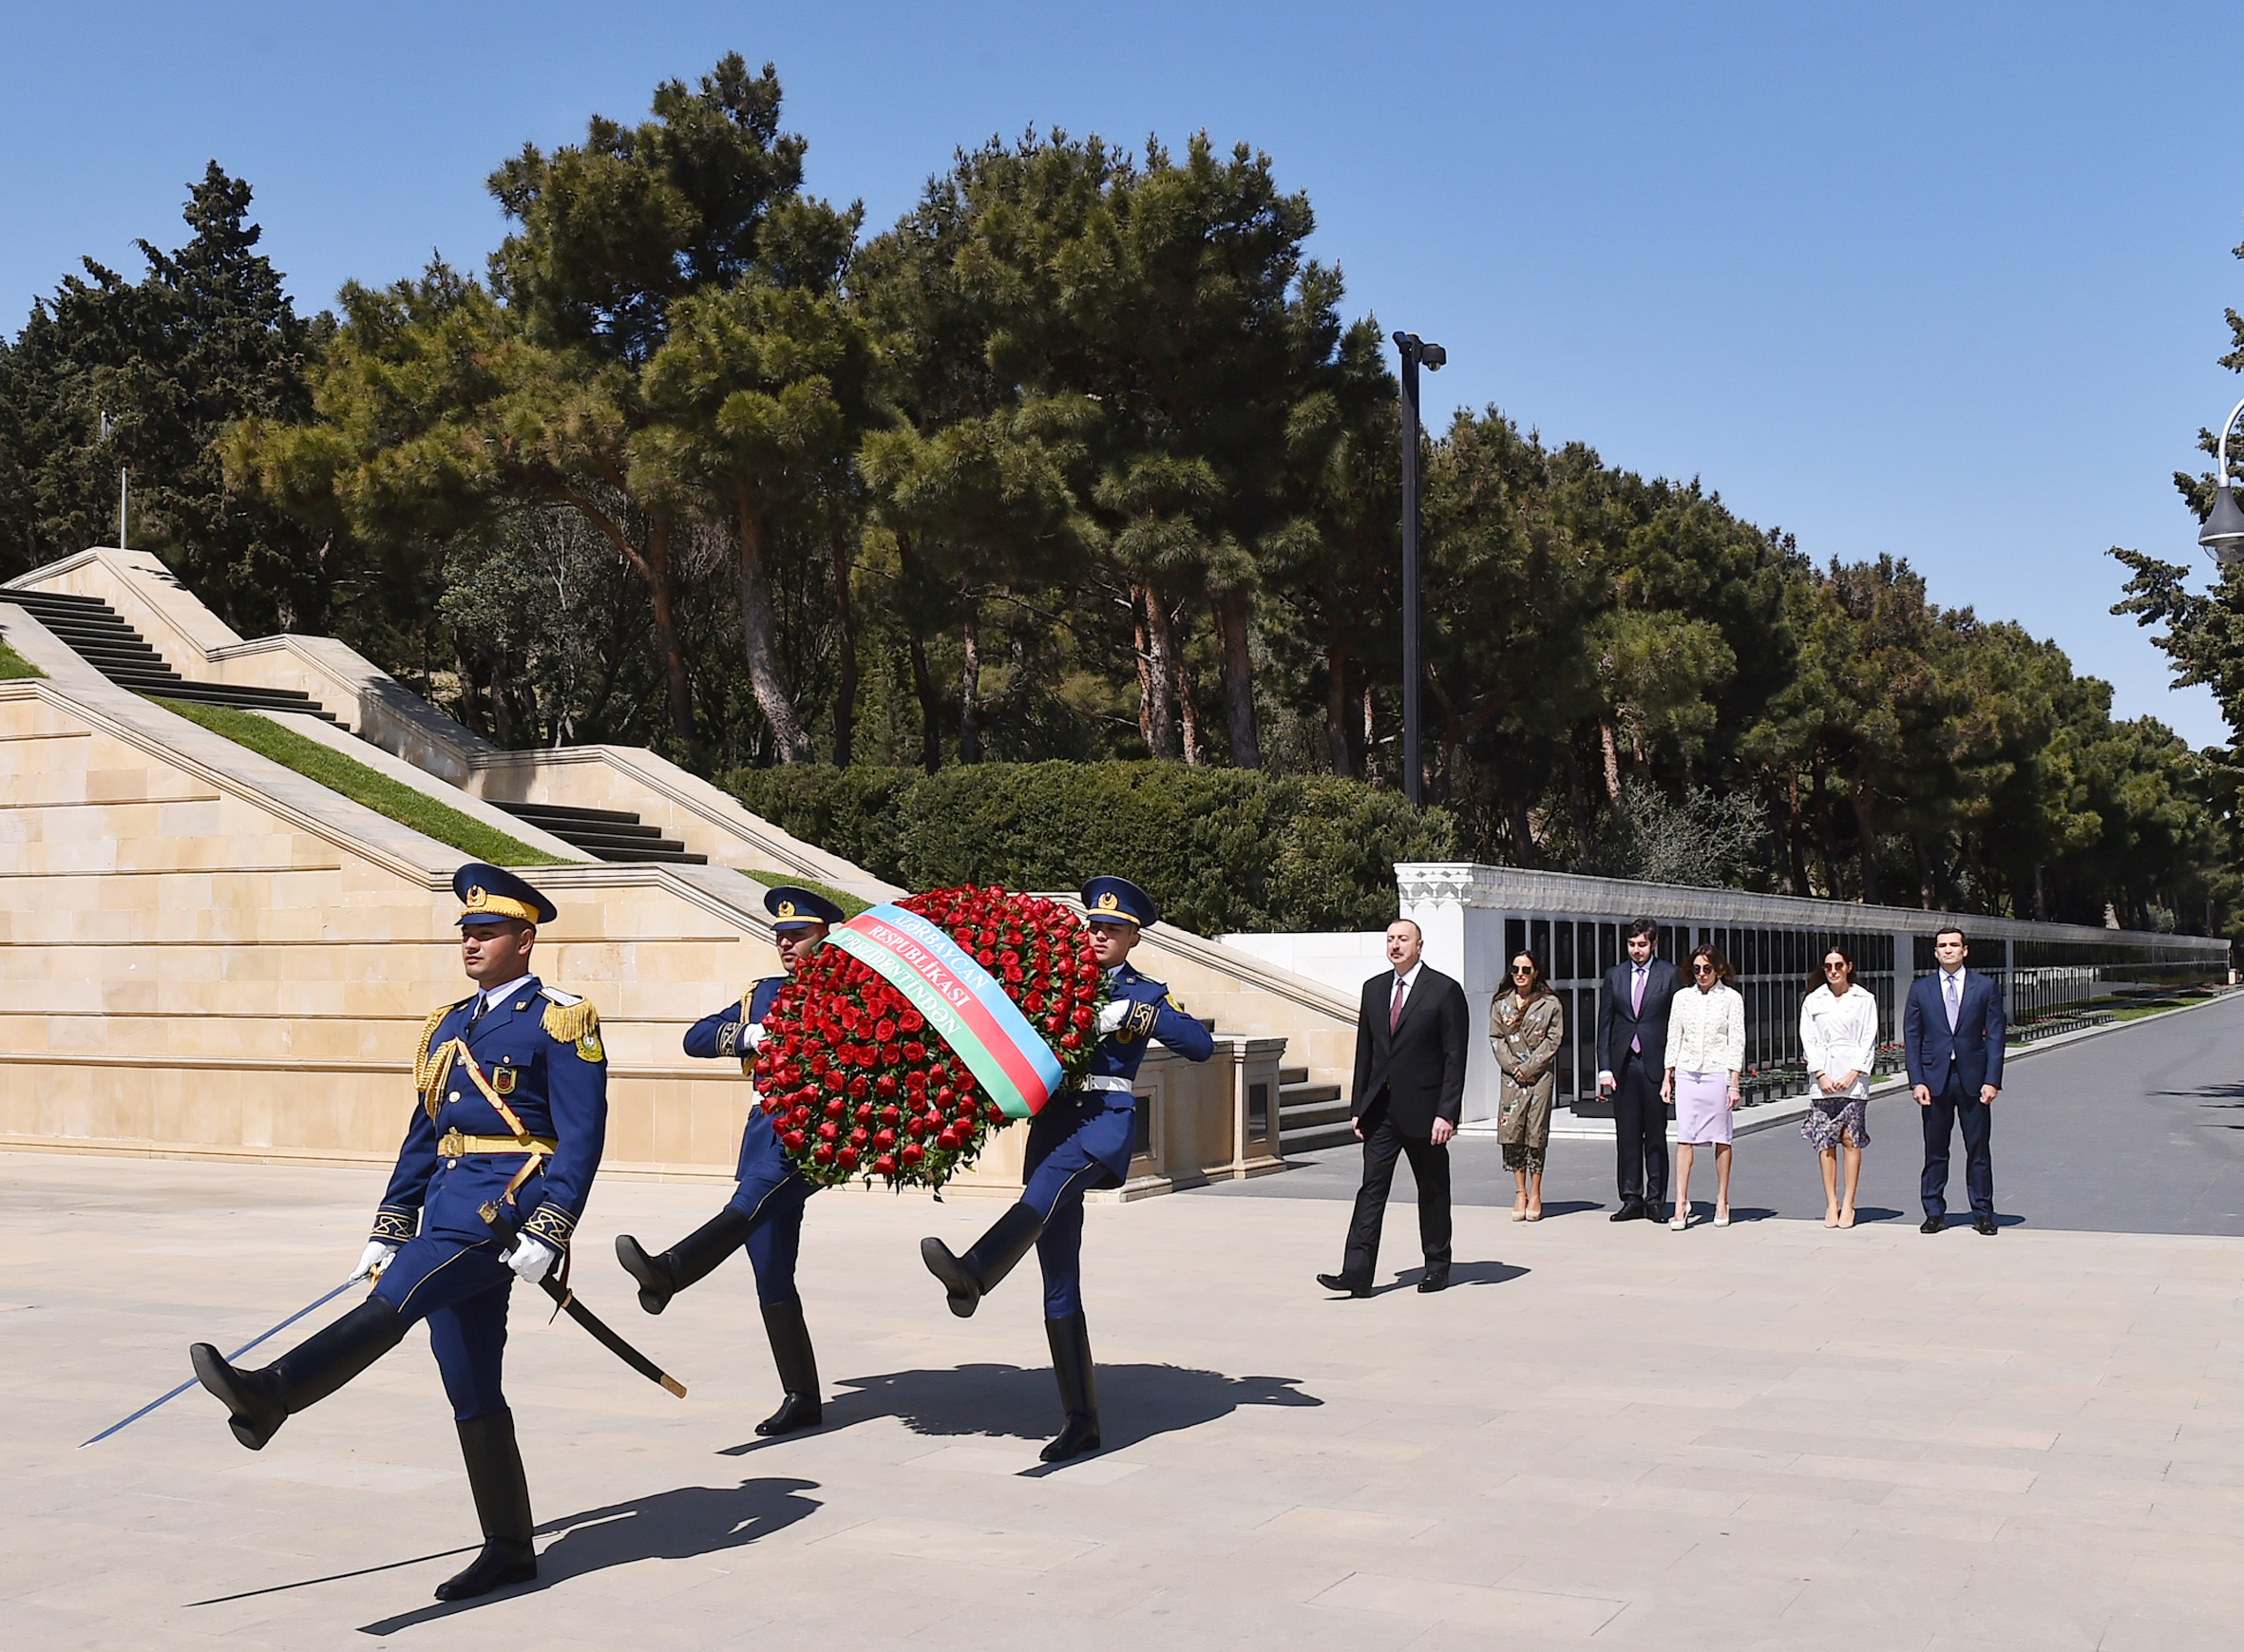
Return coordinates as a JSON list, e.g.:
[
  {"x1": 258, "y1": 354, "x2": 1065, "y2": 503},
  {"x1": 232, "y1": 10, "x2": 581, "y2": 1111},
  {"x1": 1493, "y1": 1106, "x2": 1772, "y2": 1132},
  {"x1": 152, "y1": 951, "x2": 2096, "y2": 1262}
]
[
  {"x1": 1940, "y1": 965, "x2": 1966, "y2": 984},
  {"x1": 1393, "y1": 959, "x2": 1424, "y2": 991},
  {"x1": 480, "y1": 974, "x2": 535, "y2": 1009}
]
